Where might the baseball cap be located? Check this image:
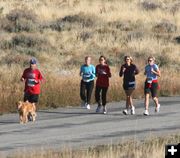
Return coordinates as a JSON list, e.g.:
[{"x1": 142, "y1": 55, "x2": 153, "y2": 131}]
[{"x1": 30, "y1": 58, "x2": 37, "y2": 64}]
